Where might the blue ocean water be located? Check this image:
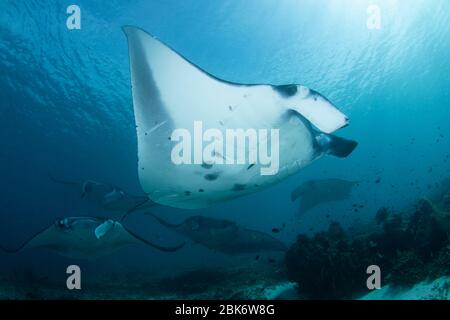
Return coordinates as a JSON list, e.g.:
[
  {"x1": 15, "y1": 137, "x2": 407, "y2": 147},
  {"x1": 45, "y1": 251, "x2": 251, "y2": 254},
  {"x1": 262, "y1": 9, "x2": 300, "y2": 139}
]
[{"x1": 0, "y1": 0, "x2": 449, "y2": 298}]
